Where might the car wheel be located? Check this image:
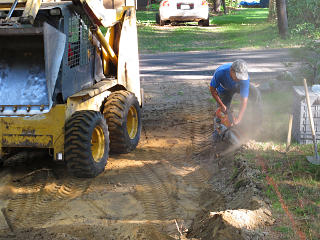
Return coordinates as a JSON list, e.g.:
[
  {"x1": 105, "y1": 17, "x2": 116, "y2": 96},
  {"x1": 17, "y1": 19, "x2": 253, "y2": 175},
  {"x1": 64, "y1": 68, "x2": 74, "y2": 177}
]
[
  {"x1": 199, "y1": 18, "x2": 209, "y2": 27},
  {"x1": 156, "y1": 13, "x2": 165, "y2": 26},
  {"x1": 203, "y1": 17, "x2": 210, "y2": 26}
]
